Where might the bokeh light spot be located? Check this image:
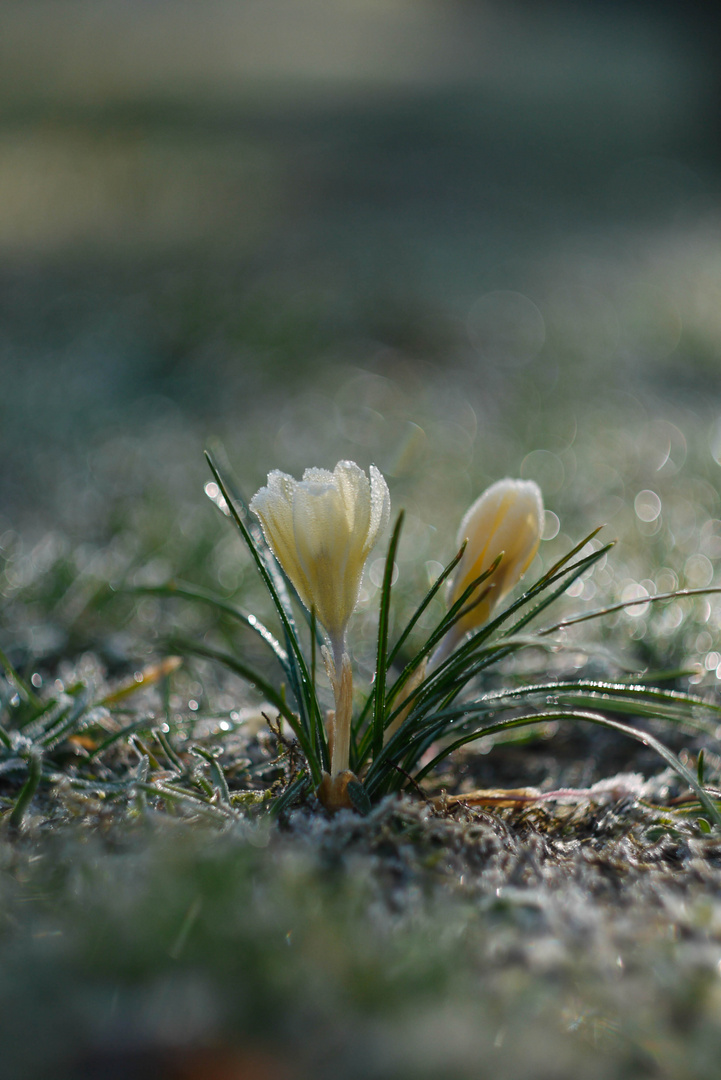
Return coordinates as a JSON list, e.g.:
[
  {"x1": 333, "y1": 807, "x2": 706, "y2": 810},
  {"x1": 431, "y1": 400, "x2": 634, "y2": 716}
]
[{"x1": 634, "y1": 490, "x2": 661, "y2": 522}]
